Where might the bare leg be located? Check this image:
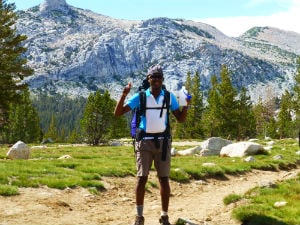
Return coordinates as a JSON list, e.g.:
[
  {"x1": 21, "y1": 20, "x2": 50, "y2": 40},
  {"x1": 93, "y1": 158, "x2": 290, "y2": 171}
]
[
  {"x1": 159, "y1": 176, "x2": 170, "y2": 212},
  {"x1": 135, "y1": 176, "x2": 148, "y2": 205}
]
